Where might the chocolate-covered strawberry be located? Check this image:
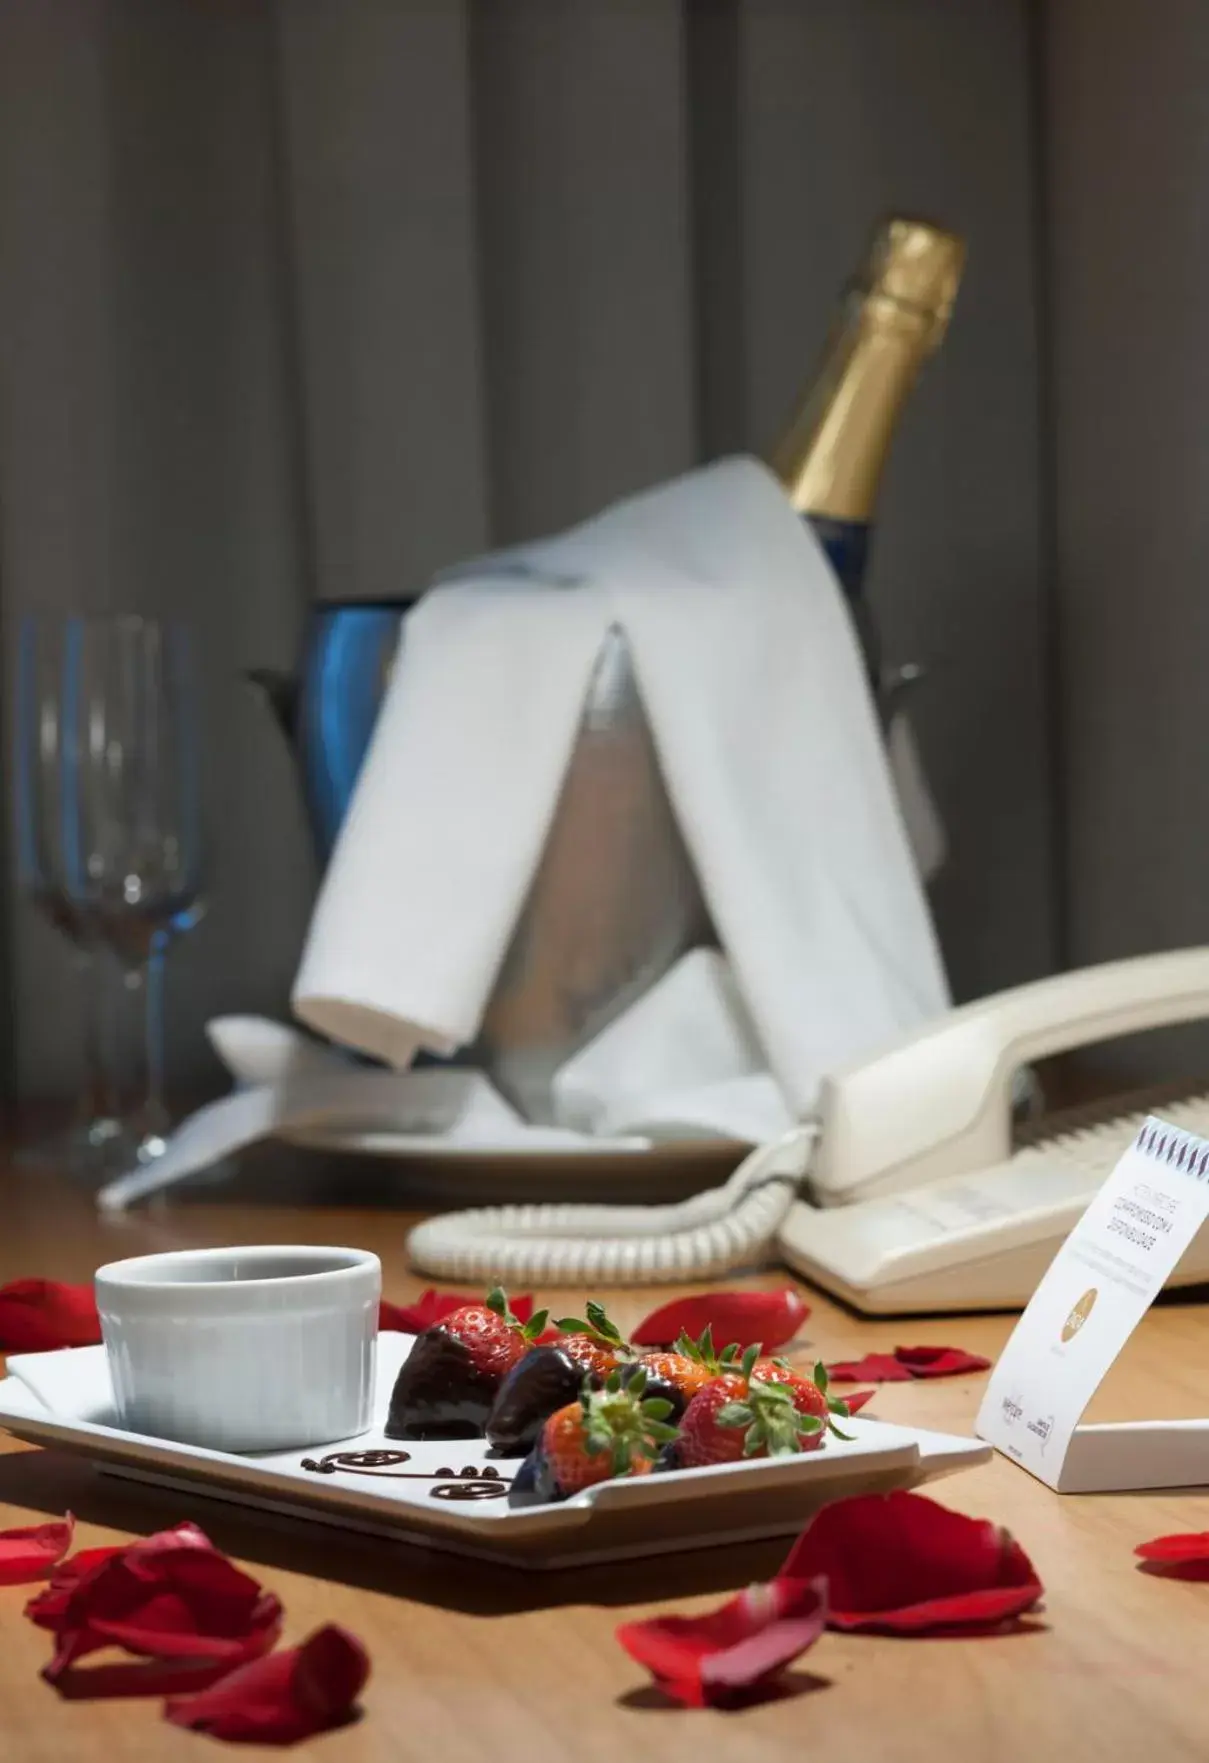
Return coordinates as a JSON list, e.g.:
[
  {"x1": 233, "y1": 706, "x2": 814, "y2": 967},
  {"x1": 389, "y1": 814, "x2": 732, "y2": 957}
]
[
  {"x1": 487, "y1": 1301, "x2": 629, "y2": 1456},
  {"x1": 508, "y1": 1366, "x2": 679, "y2": 1507},
  {"x1": 386, "y1": 1288, "x2": 548, "y2": 1440}
]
